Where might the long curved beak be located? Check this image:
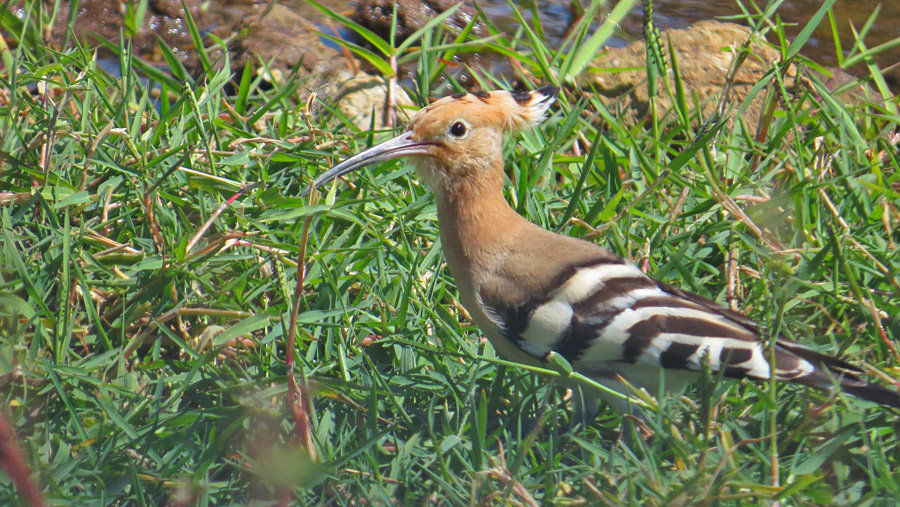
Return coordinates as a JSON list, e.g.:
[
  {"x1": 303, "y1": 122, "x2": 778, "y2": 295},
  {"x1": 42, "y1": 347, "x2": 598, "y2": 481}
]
[{"x1": 303, "y1": 131, "x2": 434, "y2": 197}]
